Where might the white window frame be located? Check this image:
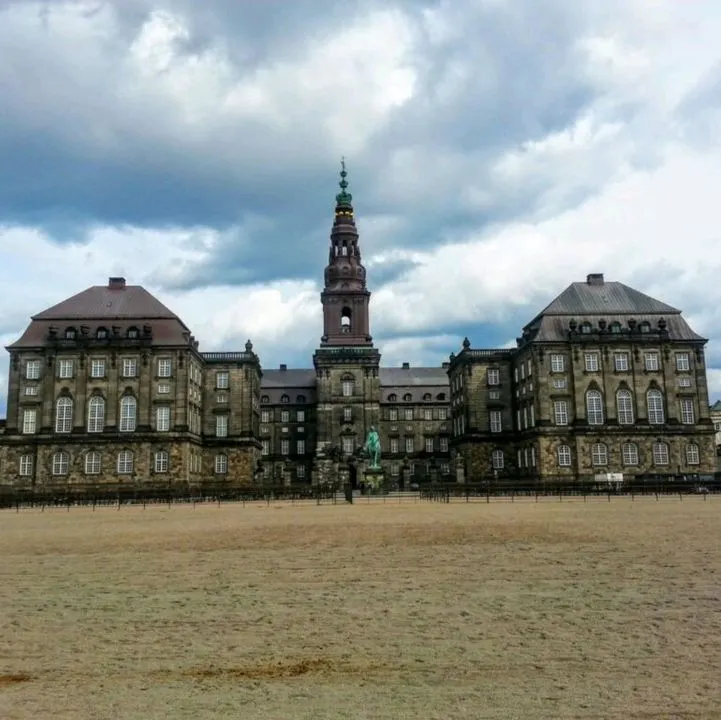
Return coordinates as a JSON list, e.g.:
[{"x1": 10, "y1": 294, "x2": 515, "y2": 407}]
[
  {"x1": 680, "y1": 398, "x2": 695, "y2": 425},
  {"x1": 261, "y1": 440, "x2": 269, "y2": 456},
  {"x1": 425, "y1": 437, "x2": 434, "y2": 453},
  {"x1": 119, "y1": 396, "x2": 137, "y2": 432},
  {"x1": 297, "y1": 439, "x2": 305, "y2": 455},
  {"x1": 215, "y1": 414, "x2": 229, "y2": 437},
  {"x1": 87, "y1": 396, "x2": 105, "y2": 433},
  {"x1": 156, "y1": 405, "x2": 171, "y2": 432},
  {"x1": 553, "y1": 400, "x2": 568, "y2": 426},
  {"x1": 675, "y1": 353, "x2": 690, "y2": 372},
  {"x1": 57, "y1": 359, "x2": 74, "y2": 379},
  {"x1": 157, "y1": 358, "x2": 172, "y2": 378},
  {"x1": 25, "y1": 360, "x2": 41, "y2": 380},
  {"x1": 117, "y1": 450, "x2": 134, "y2": 474},
  {"x1": 52, "y1": 451, "x2": 69, "y2": 475},
  {"x1": 491, "y1": 449, "x2": 504, "y2": 470},
  {"x1": 90, "y1": 358, "x2": 105, "y2": 378},
  {"x1": 122, "y1": 358, "x2": 137, "y2": 378},
  {"x1": 297, "y1": 410, "x2": 305, "y2": 422},
  {"x1": 616, "y1": 390, "x2": 634, "y2": 425},
  {"x1": 622, "y1": 443, "x2": 639, "y2": 466},
  {"x1": 586, "y1": 390, "x2": 604, "y2": 425},
  {"x1": 281, "y1": 439, "x2": 290, "y2": 455},
  {"x1": 19, "y1": 455, "x2": 33, "y2": 476},
  {"x1": 216, "y1": 371, "x2": 229, "y2": 389},
  {"x1": 614, "y1": 353, "x2": 629, "y2": 372},
  {"x1": 652, "y1": 442, "x2": 669, "y2": 466},
  {"x1": 685, "y1": 444, "x2": 700, "y2": 465},
  {"x1": 557, "y1": 445, "x2": 572, "y2": 467},
  {"x1": 584, "y1": 353, "x2": 599, "y2": 372},
  {"x1": 440, "y1": 437, "x2": 448, "y2": 452},
  {"x1": 489, "y1": 410, "x2": 502, "y2": 433},
  {"x1": 55, "y1": 397, "x2": 73, "y2": 433},
  {"x1": 591, "y1": 443, "x2": 608, "y2": 466},
  {"x1": 487, "y1": 368, "x2": 500, "y2": 386},
  {"x1": 85, "y1": 451, "x2": 101, "y2": 475},
  {"x1": 390, "y1": 438, "x2": 399, "y2": 454},
  {"x1": 647, "y1": 390, "x2": 665, "y2": 425},
  {"x1": 552, "y1": 378, "x2": 566, "y2": 389},
  {"x1": 155, "y1": 451, "x2": 169, "y2": 473},
  {"x1": 405, "y1": 437, "x2": 414, "y2": 454},
  {"x1": 214, "y1": 454, "x2": 228, "y2": 474},
  {"x1": 22, "y1": 408, "x2": 37, "y2": 435},
  {"x1": 550, "y1": 354, "x2": 565, "y2": 373},
  {"x1": 342, "y1": 436, "x2": 354, "y2": 455},
  {"x1": 261, "y1": 410, "x2": 270, "y2": 423},
  {"x1": 281, "y1": 410, "x2": 290, "y2": 423},
  {"x1": 644, "y1": 352, "x2": 659, "y2": 371},
  {"x1": 342, "y1": 379, "x2": 353, "y2": 397}
]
